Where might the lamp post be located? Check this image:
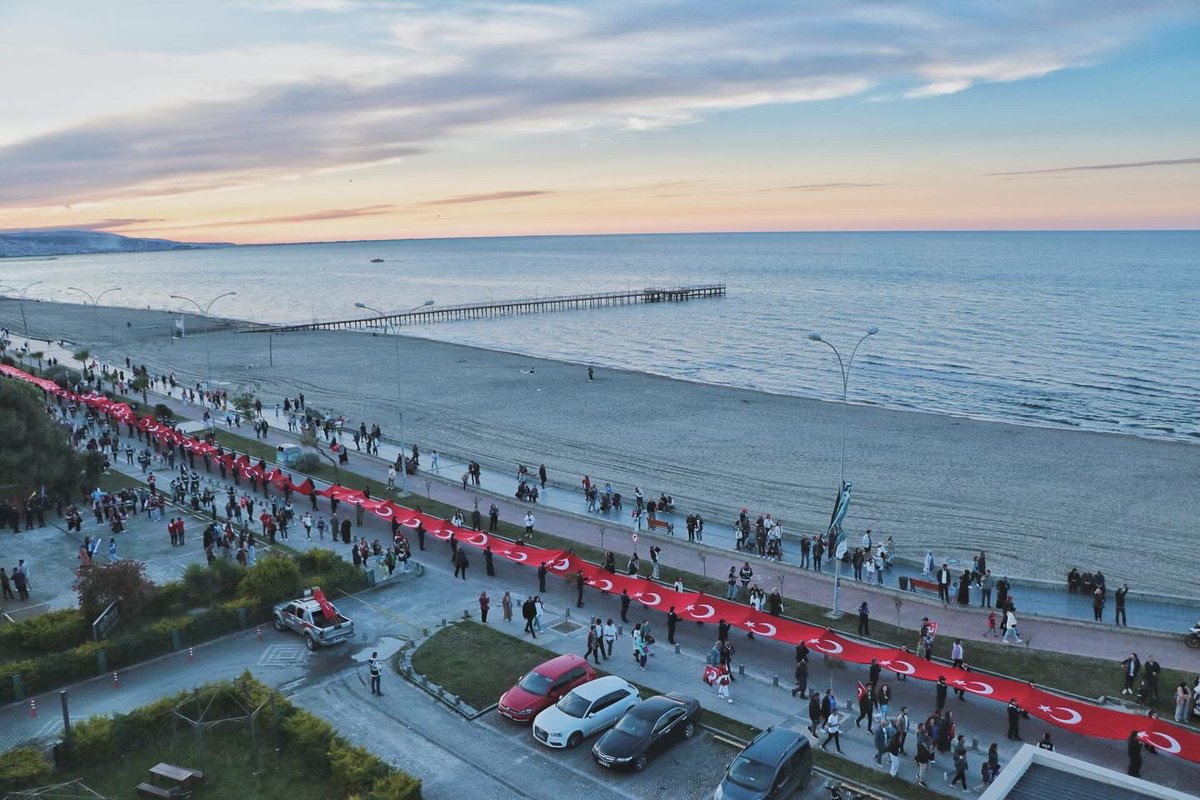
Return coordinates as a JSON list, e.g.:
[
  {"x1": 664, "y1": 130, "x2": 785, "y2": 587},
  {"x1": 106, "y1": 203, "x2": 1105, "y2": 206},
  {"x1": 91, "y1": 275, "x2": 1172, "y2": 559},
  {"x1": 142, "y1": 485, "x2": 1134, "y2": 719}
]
[
  {"x1": 808, "y1": 326, "x2": 879, "y2": 617},
  {"x1": 355, "y1": 300, "x2": 434, "y2": 487},
  {"x1": 66, "y1": 286, "x2": 122, "y2": 344},
  {"x1": 0, "y1": 281, "x2": 42, "y2": 336},
  {"x1": 170, "y1": 292, "x2": 237, "y2": 390}
]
